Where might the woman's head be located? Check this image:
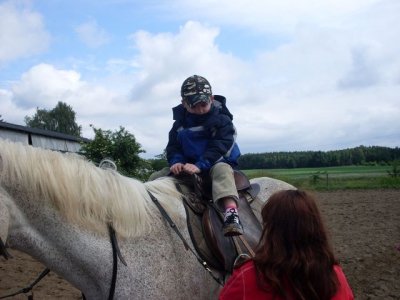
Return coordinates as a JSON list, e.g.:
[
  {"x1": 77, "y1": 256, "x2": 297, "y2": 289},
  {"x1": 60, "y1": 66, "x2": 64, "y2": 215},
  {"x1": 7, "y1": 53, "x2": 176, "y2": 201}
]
[
  {"x1": 254, "y1": 189, "x2": 339, "y2": 300},
  {"x1": 260, "y1": 189, "x2": 330, "y2": 255}
]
